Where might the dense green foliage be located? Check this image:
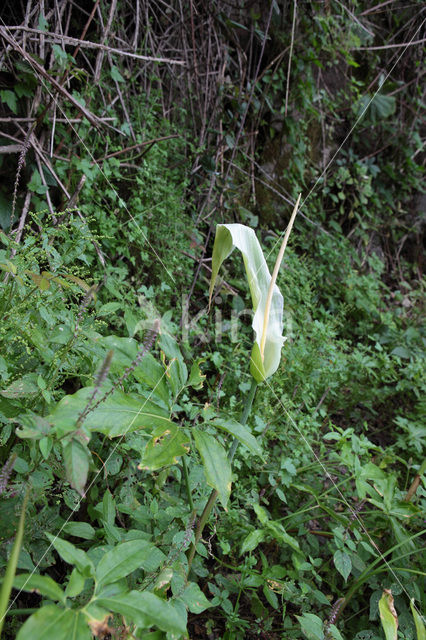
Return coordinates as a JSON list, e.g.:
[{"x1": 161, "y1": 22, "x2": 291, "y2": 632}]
[{"x1": 0, "y1": 1, "x2": 424, "y2": 639}]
